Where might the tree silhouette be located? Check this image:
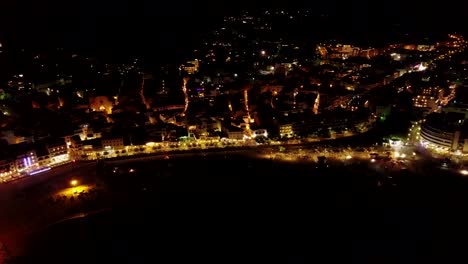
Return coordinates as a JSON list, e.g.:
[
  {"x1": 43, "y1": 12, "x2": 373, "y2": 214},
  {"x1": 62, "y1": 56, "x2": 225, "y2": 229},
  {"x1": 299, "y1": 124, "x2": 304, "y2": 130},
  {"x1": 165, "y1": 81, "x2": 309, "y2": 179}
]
[{"x1": 0, "y1": 242, "x2": 11, "y2": 263}]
